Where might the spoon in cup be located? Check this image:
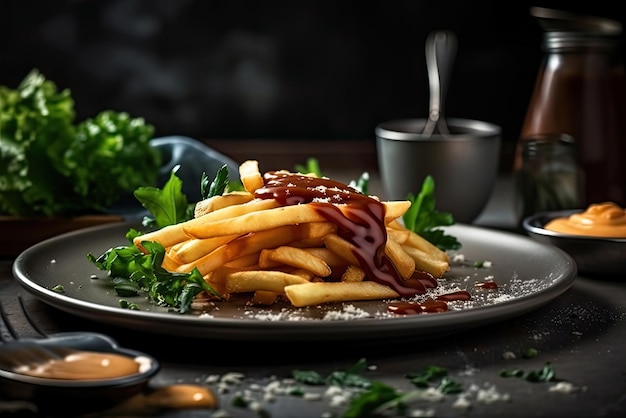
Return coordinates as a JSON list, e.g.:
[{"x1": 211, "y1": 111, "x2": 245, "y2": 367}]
[{"x1": 422, "y1": 30, "x2": 457, "y2": 136}]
